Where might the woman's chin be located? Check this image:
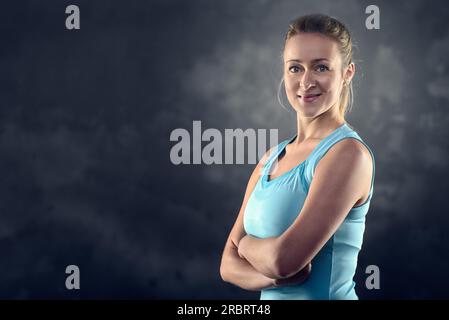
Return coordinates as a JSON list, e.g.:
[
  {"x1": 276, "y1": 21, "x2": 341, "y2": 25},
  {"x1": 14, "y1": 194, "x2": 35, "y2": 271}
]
[{"x1": 293, "y1": 106, "x2": 322, "y2": 118}]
